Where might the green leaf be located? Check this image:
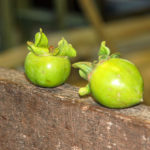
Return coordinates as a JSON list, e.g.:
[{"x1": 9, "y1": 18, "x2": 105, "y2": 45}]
[
  {"x1": 72, "y1": 62, "x2": 93, "y2": 80},
  {"x1": 34, "y1": 28, "x2": 49, "y2": 48},
  {"x1": 110, "y1": 53, "x2": 120, "y2": 58},
  {"x1": 72, "y1": 62, "x2": 92, "y2": 73},
  {"x1": 79, "y1": 70, "x2": 88, "y2": 80},
  {"x1": 56, "y1": 38, "x2": 76, "y2": 57},
  {"x1": 98, "y1": 55, "x2": 108, "y2": 61},
  {"x1": 98, "y1": 41, "x2": 110, "y2": 56},
  {"x1": 27, "y1": 41, "x2": 50, "y2": 55},
  {"x1": 79, "y1": 84, "x2": 91, "y2": 96}
]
